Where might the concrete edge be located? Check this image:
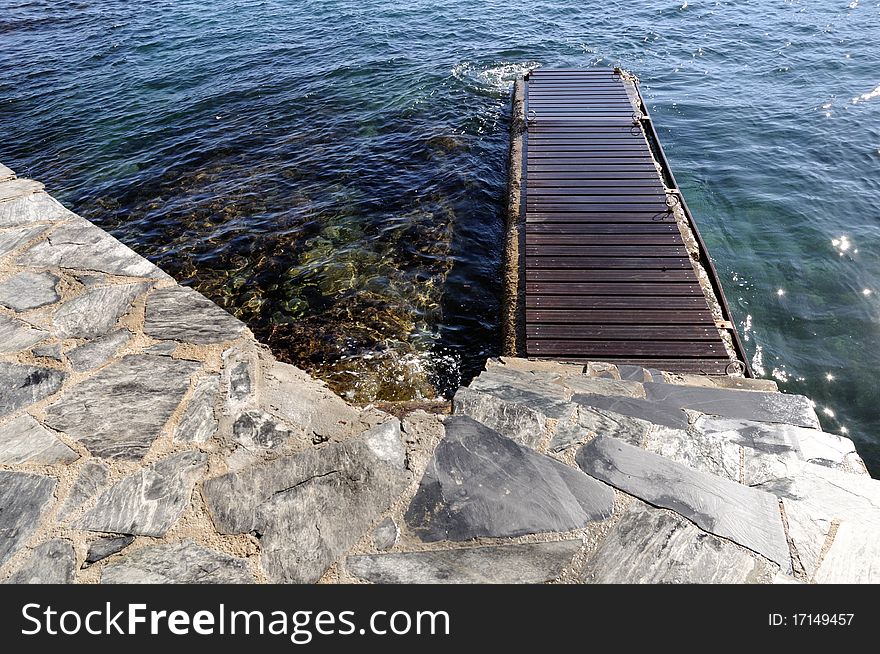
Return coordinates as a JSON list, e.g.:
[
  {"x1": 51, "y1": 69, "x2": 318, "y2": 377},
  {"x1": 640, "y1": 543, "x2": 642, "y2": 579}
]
[{"x1": 502, "y1": 76, "x2": 526, "y2": 357}]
